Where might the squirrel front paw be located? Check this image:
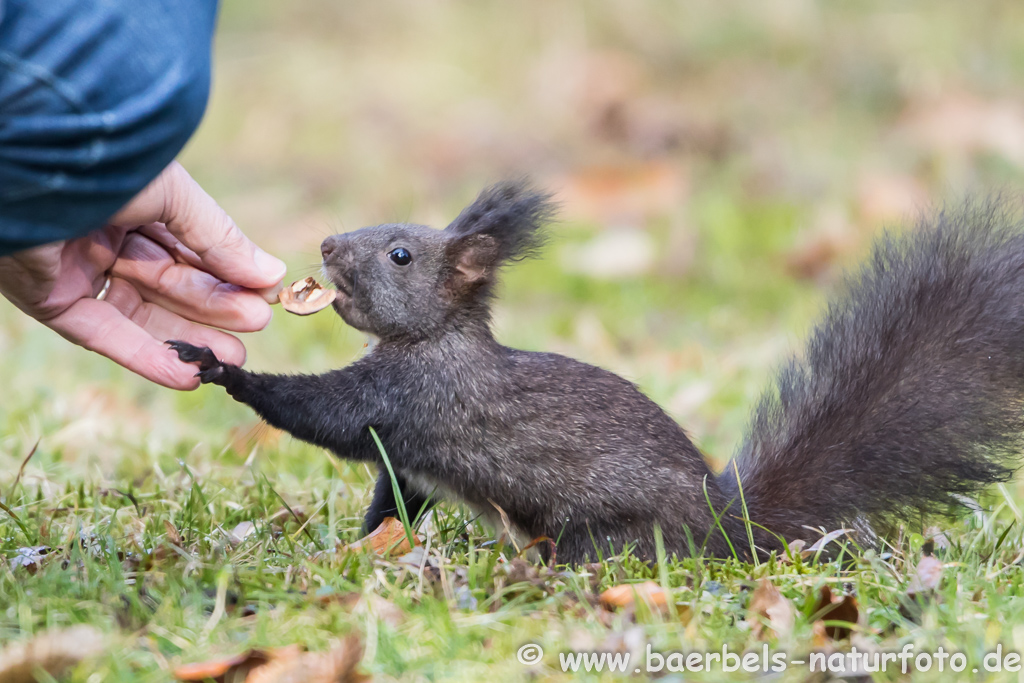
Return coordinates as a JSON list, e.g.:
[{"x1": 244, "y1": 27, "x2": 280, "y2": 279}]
[{"x1": 166, "y1": 340, "x2": 227, "y2": 384}]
